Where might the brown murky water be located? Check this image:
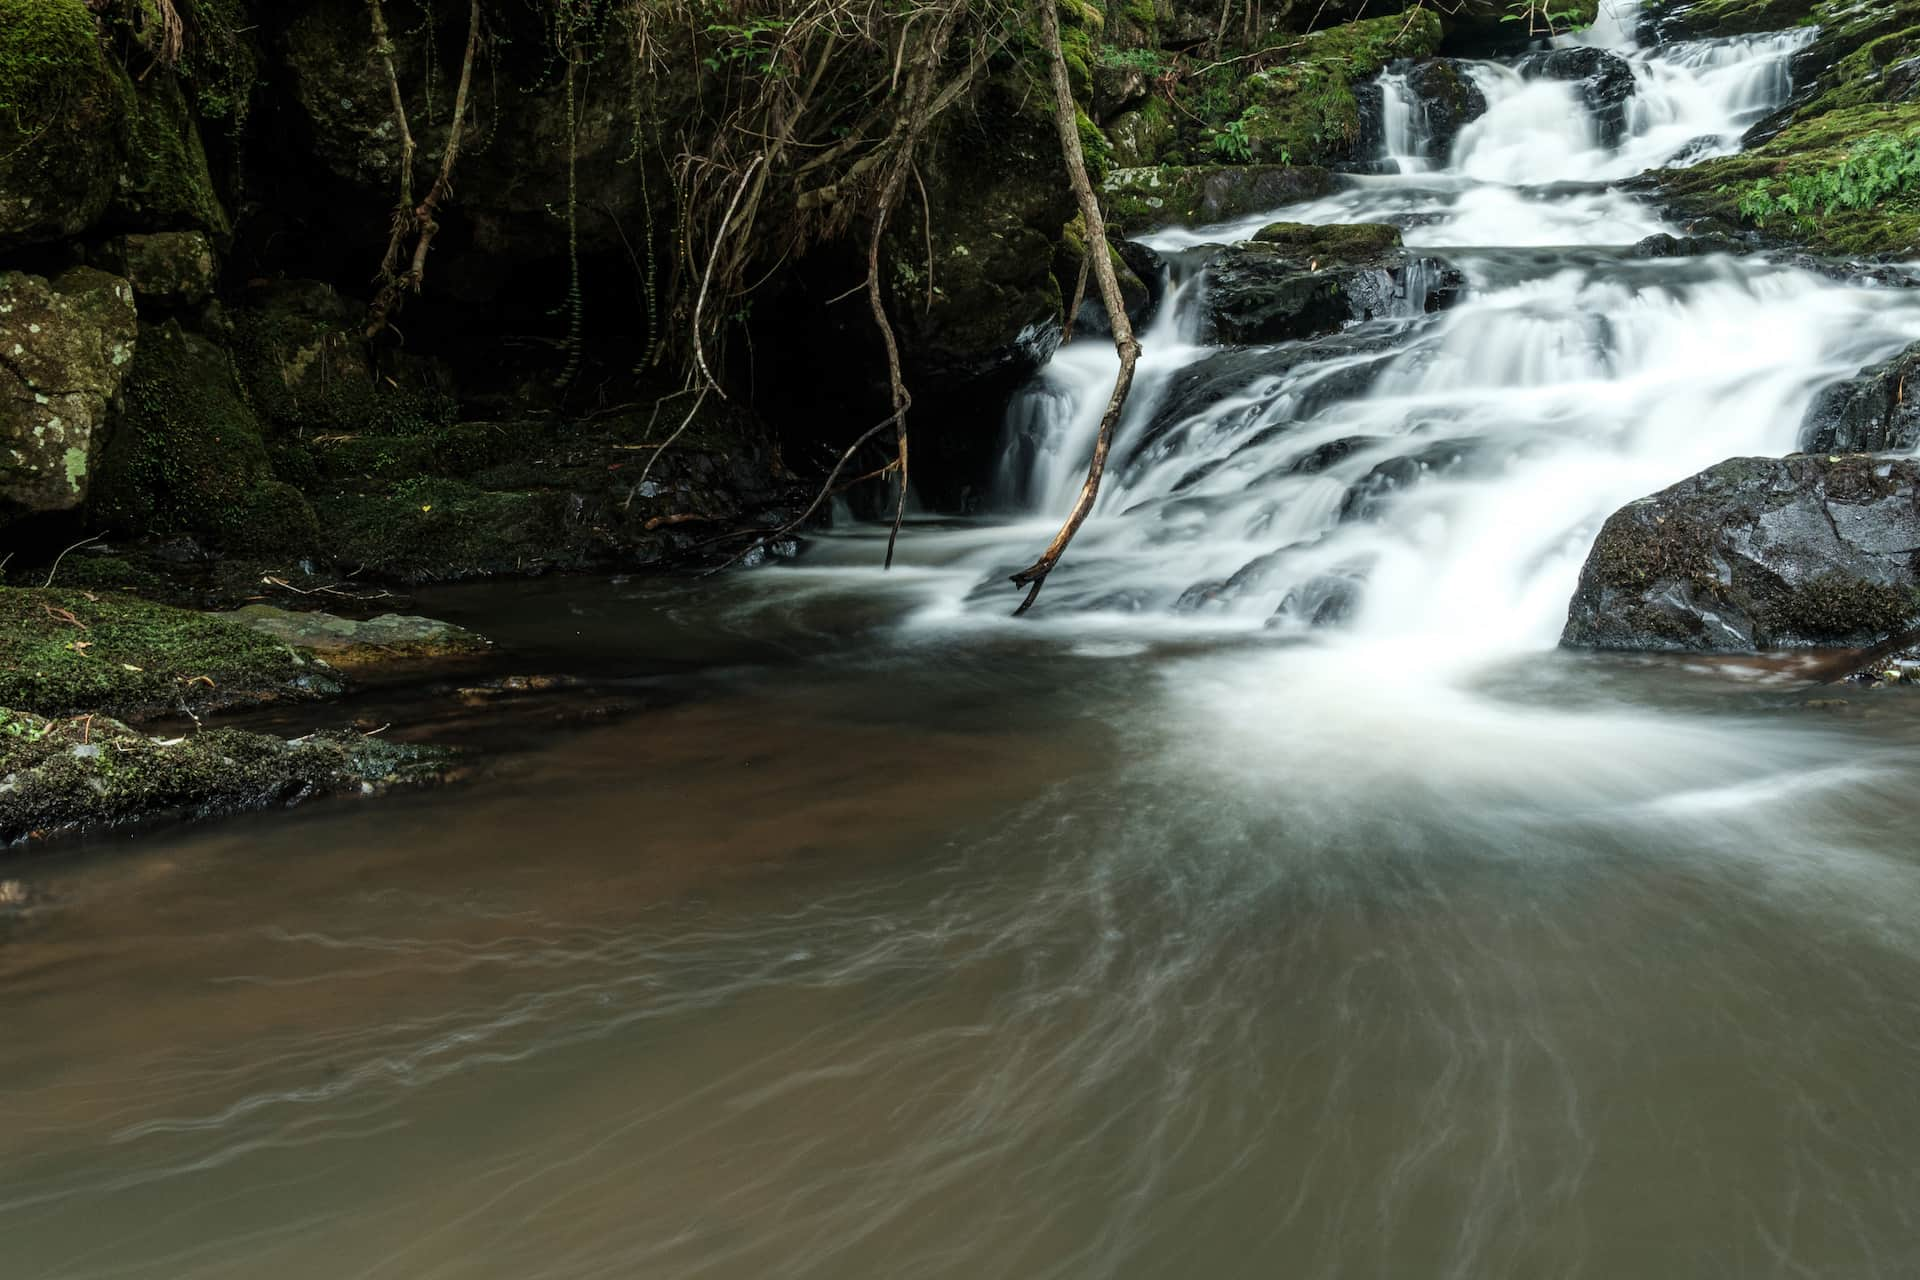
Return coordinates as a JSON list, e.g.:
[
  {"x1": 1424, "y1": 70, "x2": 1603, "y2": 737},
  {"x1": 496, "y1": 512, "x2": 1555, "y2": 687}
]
[{"x1": 6, "y1": 567, "x2": 1920, "y2": 1279}]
